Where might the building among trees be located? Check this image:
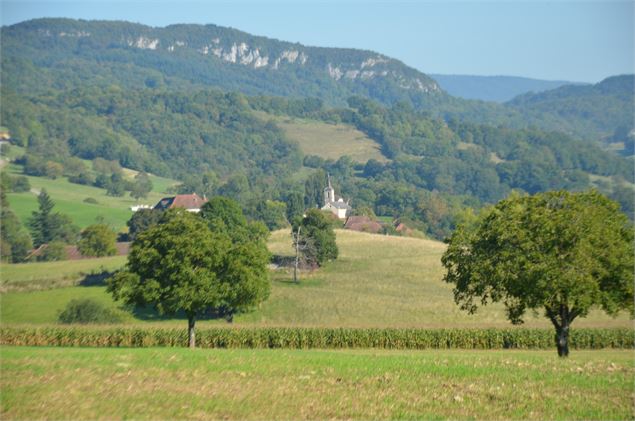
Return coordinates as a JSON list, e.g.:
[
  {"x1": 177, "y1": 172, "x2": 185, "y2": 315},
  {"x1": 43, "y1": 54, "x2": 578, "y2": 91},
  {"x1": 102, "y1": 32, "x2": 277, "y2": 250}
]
[
  {"x1": 343, "y1": 215, "x2": 383, "y2": 234},
  {"x1": 153, "y1": 193, "x2": 208, "y2": 213},
  {"x1": 321, "y1": 175, "x2": 351, "y2": 219}
]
